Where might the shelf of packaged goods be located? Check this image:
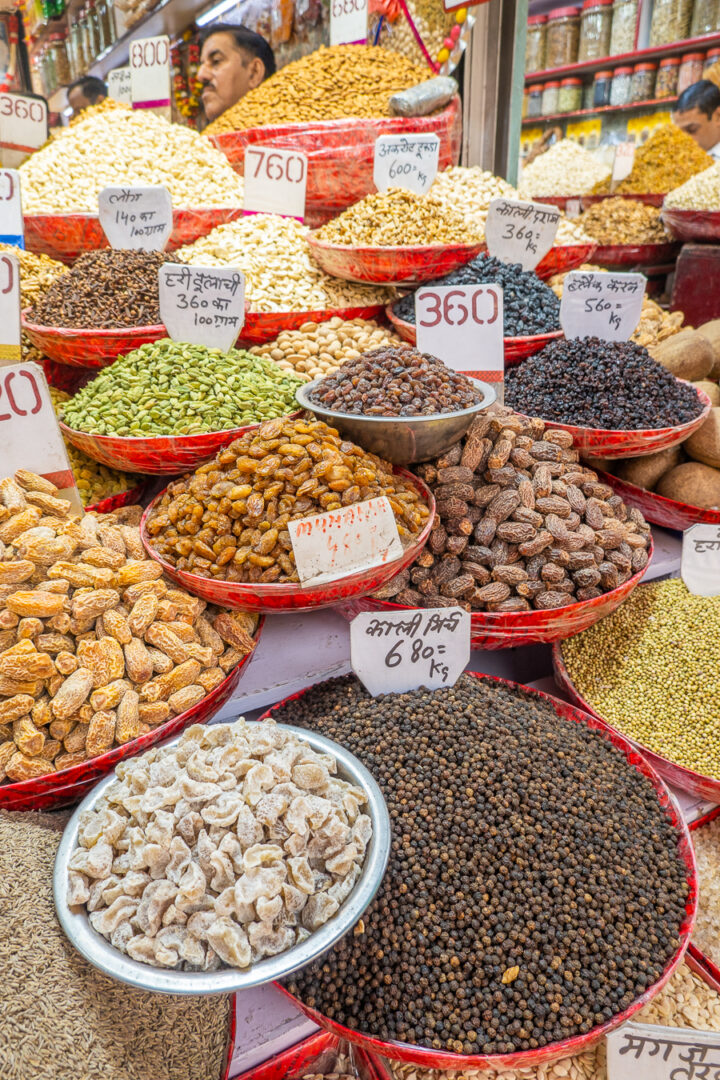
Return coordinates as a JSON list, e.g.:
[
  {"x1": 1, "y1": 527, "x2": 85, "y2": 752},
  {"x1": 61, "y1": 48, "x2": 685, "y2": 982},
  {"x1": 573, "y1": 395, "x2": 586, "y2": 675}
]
[
  {"x1": 524, "y1": 30, "x2": 720, "y2": 83},
  {"x1": 522, "y1": 95, "x2": 677, "y2": 123},
  {"x1": 87, "y1": 0, "x2": 203, "y2": 78}
]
